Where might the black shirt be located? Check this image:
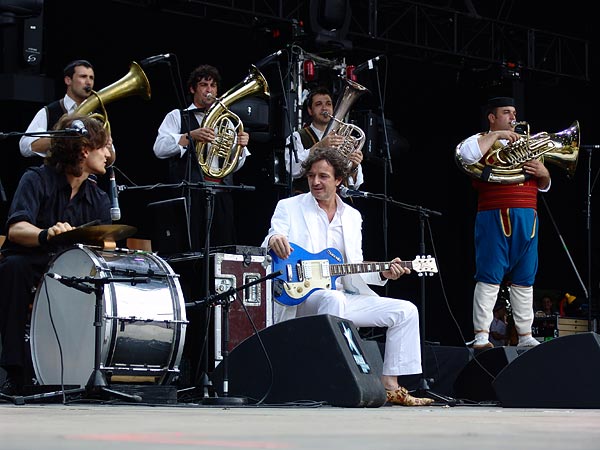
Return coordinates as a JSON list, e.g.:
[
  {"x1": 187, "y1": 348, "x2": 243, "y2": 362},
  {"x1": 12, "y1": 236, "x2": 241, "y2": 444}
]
[{"x1": 2, "y1": 164, "x2": 111, "y2": 255}]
